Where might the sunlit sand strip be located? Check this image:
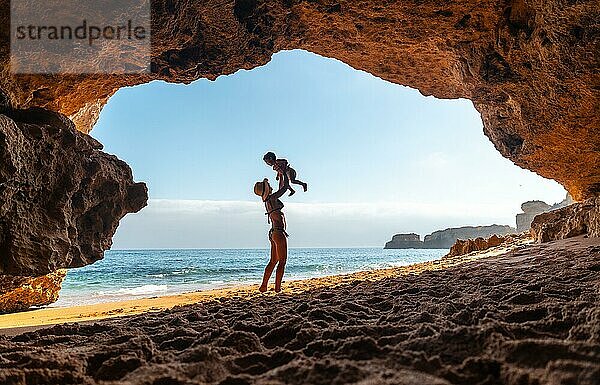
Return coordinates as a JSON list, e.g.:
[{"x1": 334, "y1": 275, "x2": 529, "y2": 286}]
[{"x1": 0, "y1": 238, "x2": 531, "y2": 331}]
